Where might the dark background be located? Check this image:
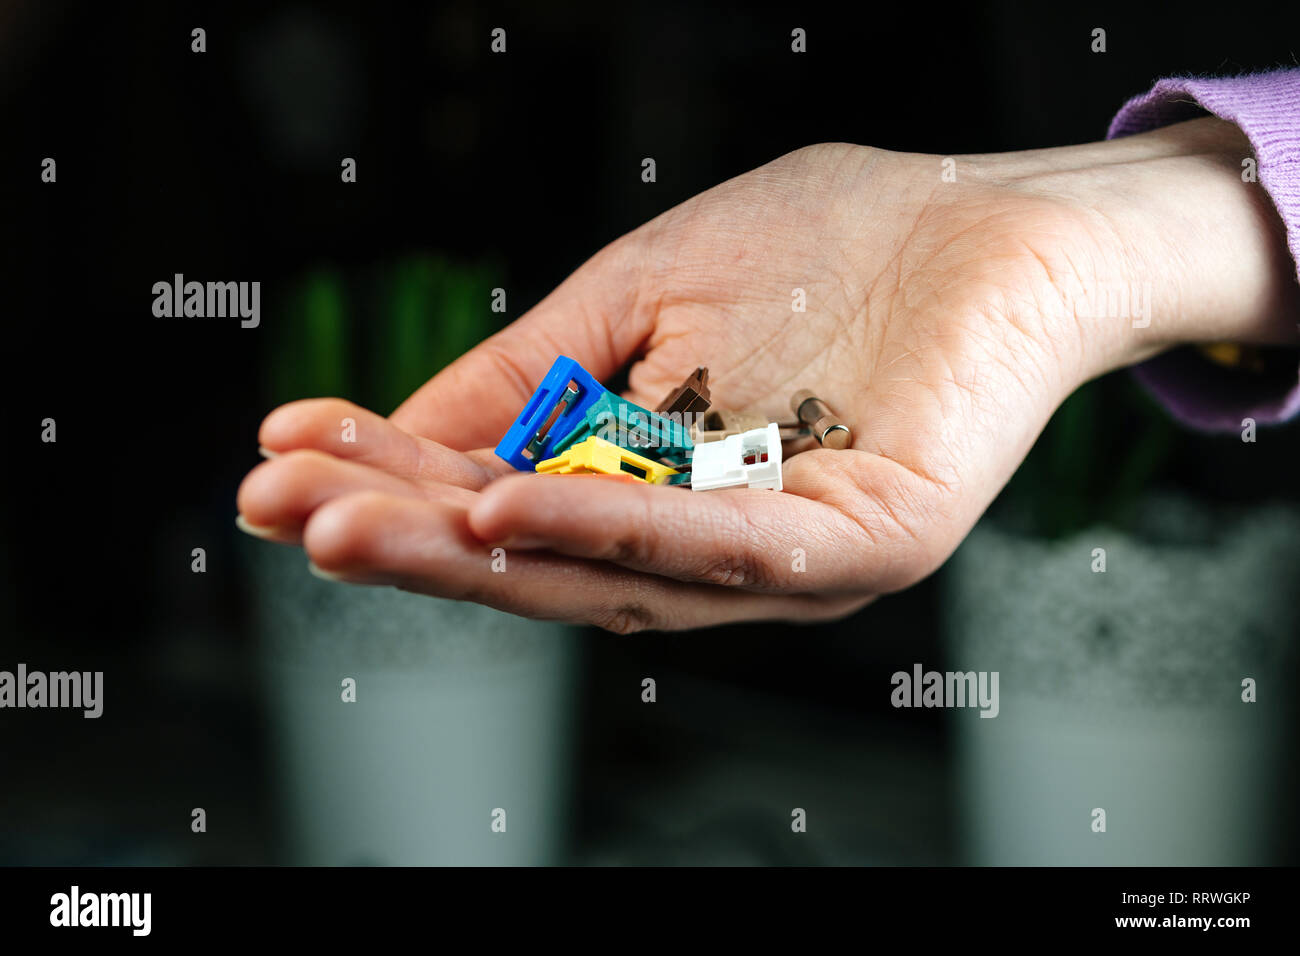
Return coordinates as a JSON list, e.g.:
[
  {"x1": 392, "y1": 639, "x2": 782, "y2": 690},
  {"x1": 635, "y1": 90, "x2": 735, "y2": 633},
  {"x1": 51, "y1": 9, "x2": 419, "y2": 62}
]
[{"x1": 4, "y1": 0, "x2": 1300, "y2": 865}]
